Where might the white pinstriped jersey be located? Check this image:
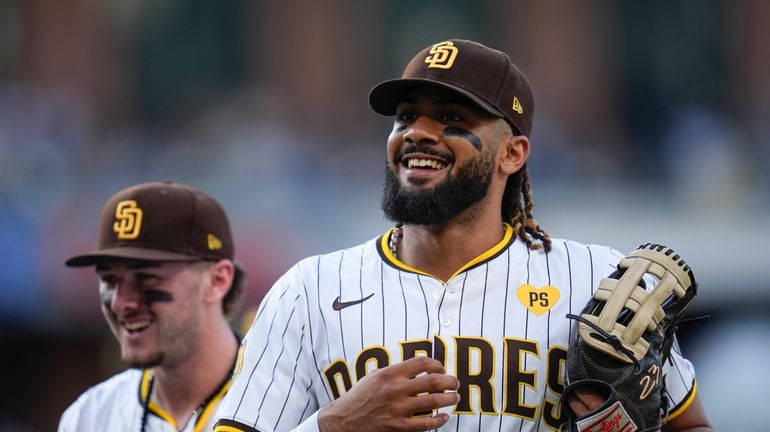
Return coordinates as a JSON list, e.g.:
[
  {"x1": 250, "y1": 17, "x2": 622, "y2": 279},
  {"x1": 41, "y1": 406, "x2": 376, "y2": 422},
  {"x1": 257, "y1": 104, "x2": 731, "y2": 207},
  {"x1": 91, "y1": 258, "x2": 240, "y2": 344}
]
[
  {"x1": 58, "y1": 368, "x2": 229, "y2": 432},
  {"x1": 214, "y1": 224, "x2": 698, "y2": 432}
]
